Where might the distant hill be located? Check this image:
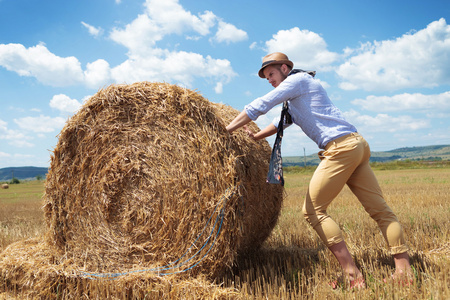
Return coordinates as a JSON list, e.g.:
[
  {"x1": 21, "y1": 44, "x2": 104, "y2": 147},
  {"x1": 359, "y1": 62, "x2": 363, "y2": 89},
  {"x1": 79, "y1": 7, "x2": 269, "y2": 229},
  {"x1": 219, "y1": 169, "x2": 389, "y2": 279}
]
[
  {"x1": 370, "y1": 144, "x2": 450, "y2": 162},
  {"x1": 0, "y1": 166, "x2": 48, "y2": 181},
  {"x1": 2, "y1": 145, "x2": 449, "y2": 180},
  {"x1": 283, "y1": 144, "x2": 450, "y2": 167}
]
